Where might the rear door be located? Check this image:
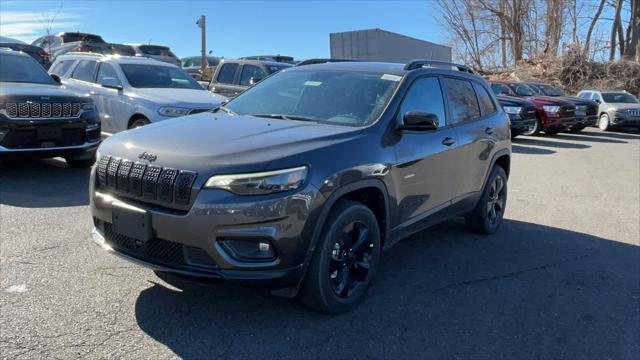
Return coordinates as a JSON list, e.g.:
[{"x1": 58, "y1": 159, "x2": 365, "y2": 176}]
[
  {"x1": 392, "y1": 76, "x2": 458, "y2": 227},
  {"x1": 443, "y1": 77, "x2": 502, "y2": 202}
]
